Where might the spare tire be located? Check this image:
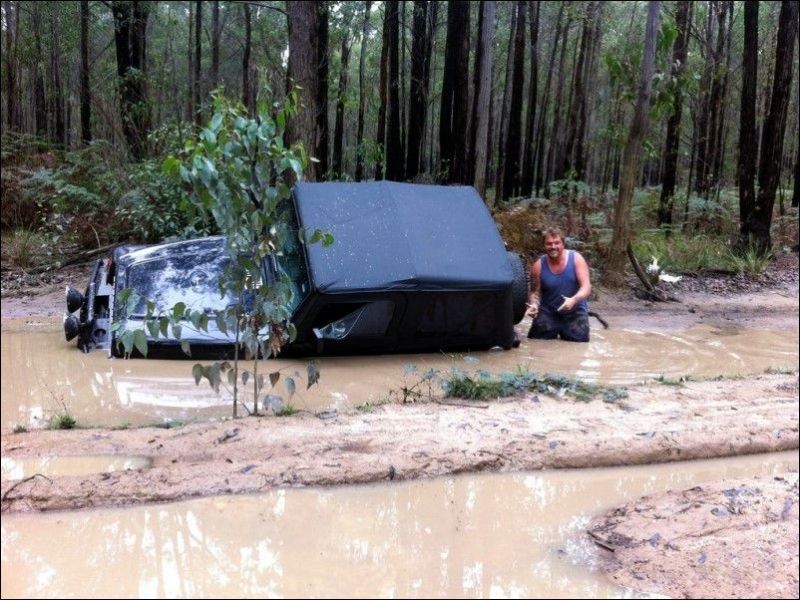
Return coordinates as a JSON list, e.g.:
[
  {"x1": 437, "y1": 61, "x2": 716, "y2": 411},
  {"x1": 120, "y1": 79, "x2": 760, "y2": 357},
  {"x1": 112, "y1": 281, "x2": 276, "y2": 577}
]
[{"x1": 507, "y1": 251, "x2": 529, "y2": 324}]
